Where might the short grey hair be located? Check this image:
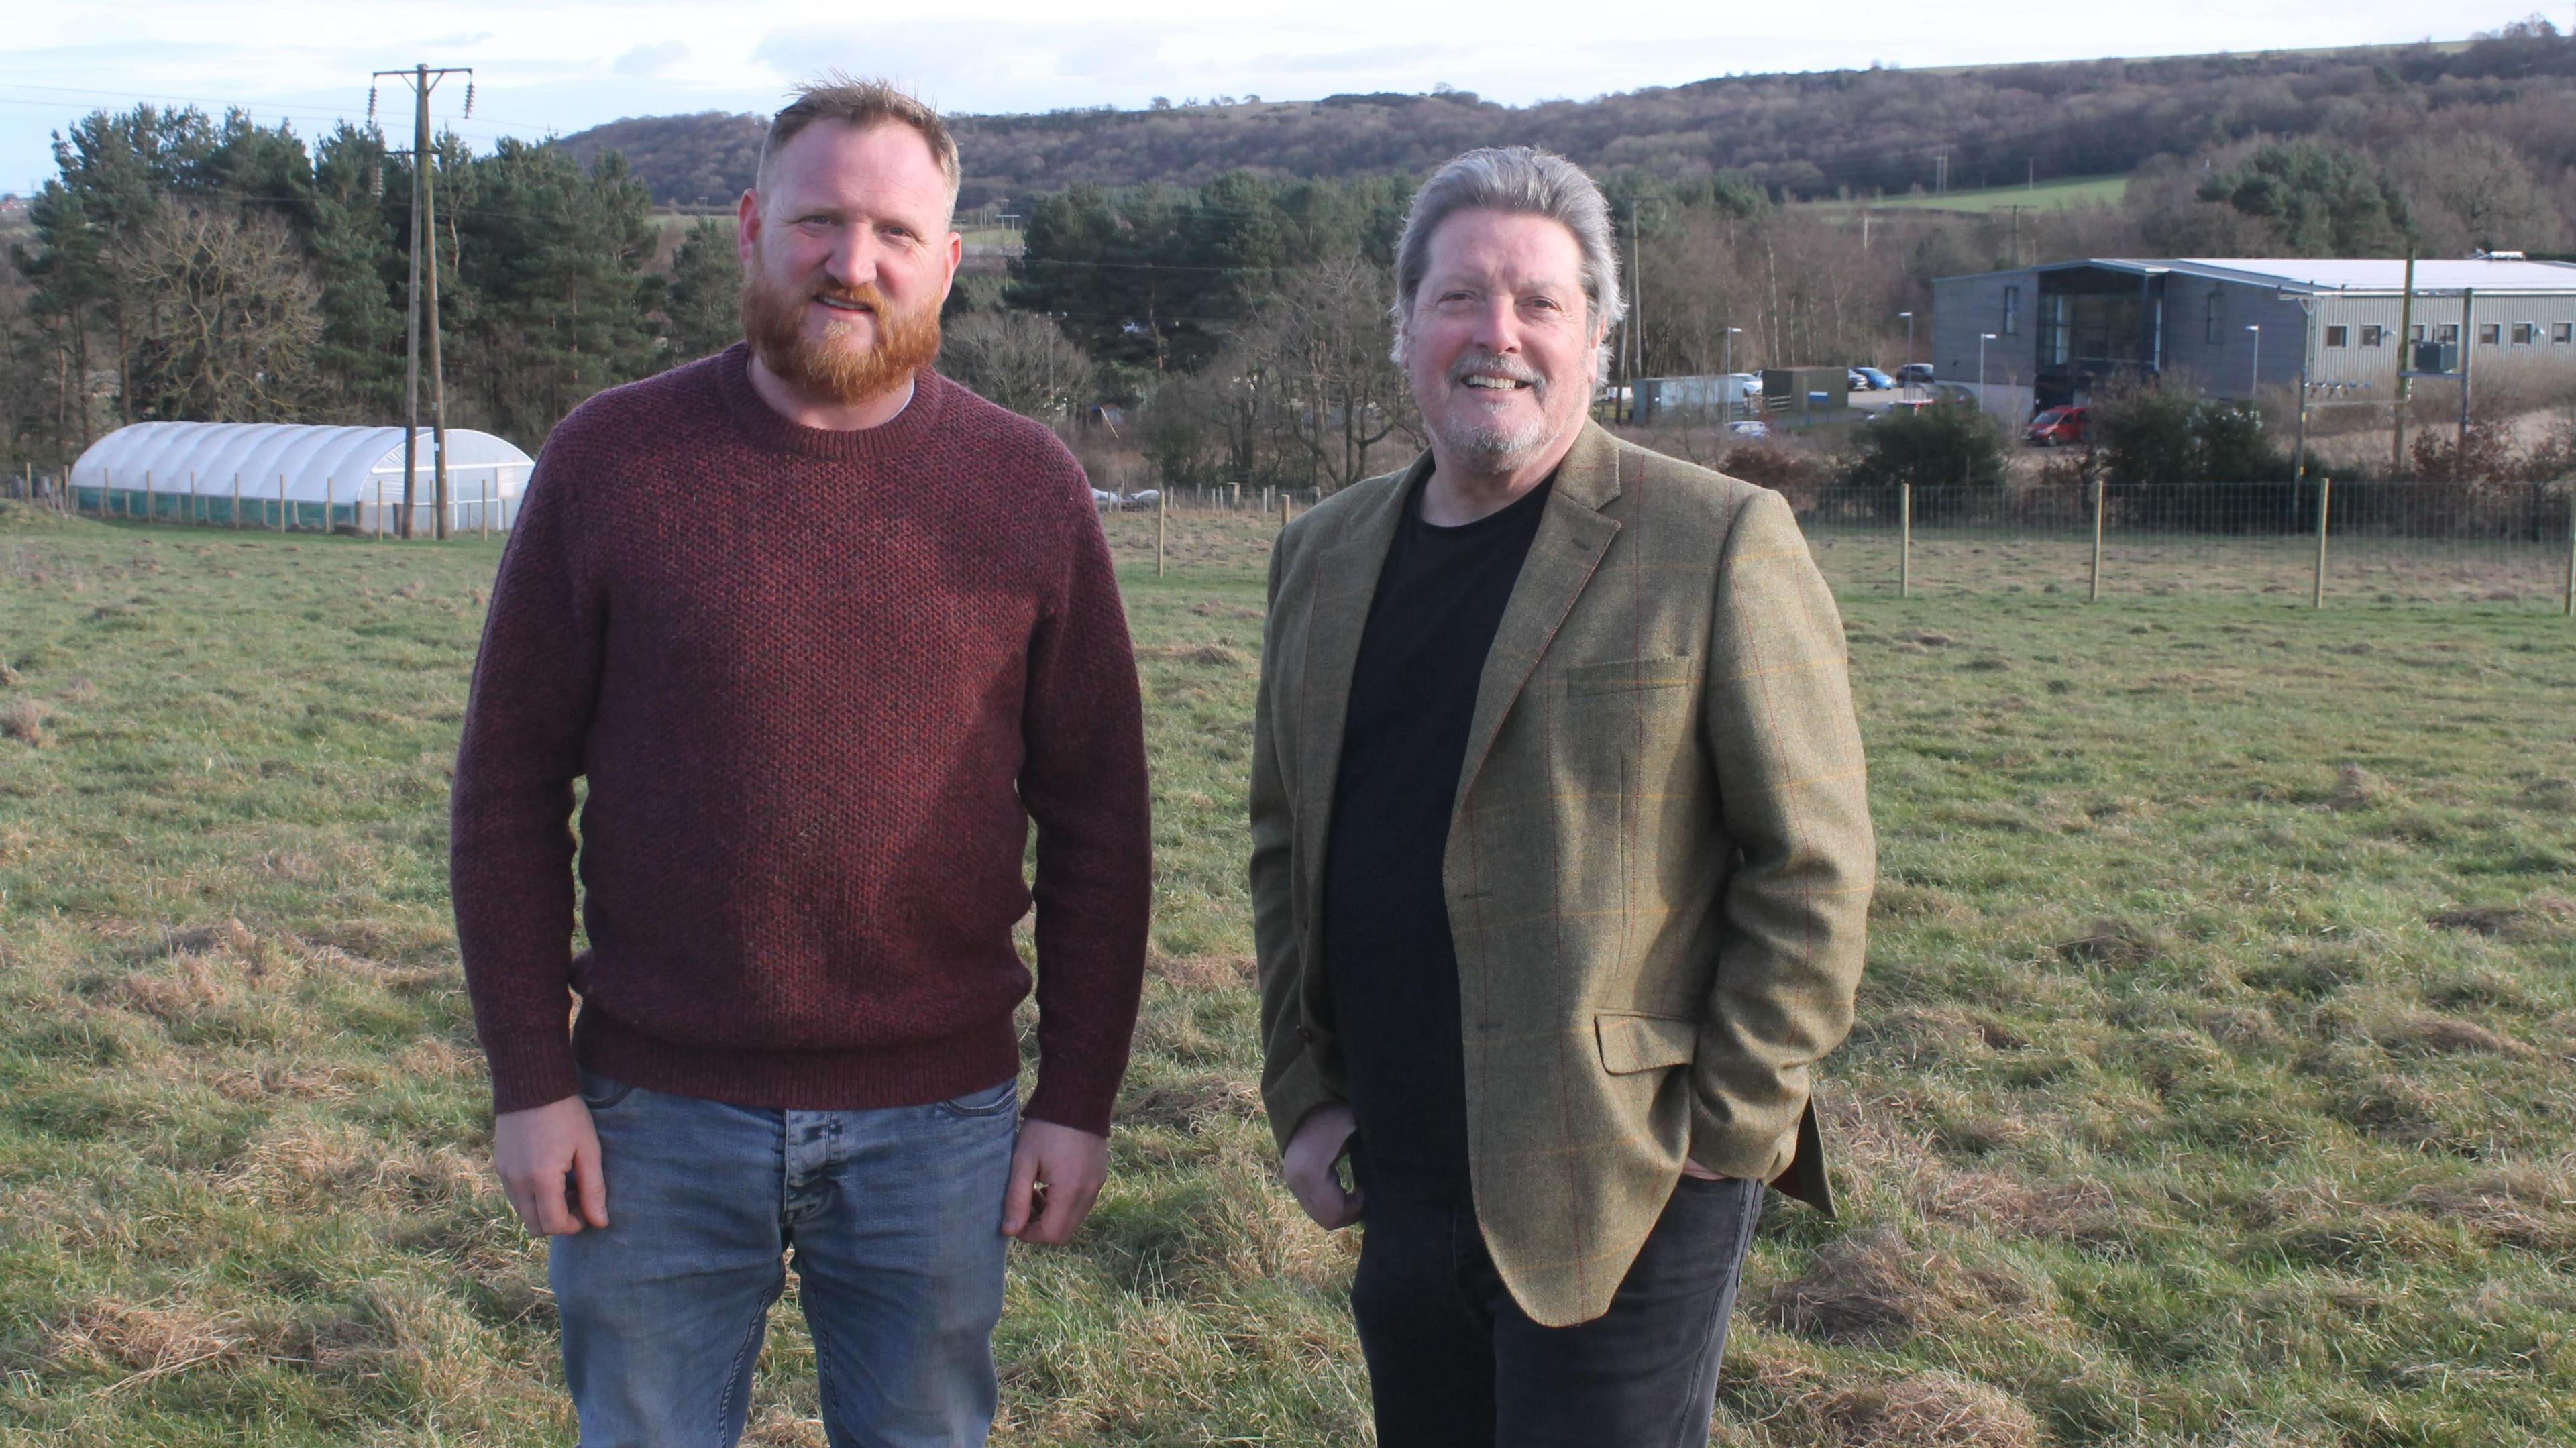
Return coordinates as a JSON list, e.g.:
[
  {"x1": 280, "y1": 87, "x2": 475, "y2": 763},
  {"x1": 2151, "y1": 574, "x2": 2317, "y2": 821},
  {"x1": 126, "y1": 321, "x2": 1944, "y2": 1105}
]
[{"x1": 1389, "y1": 146, "x2": 1627, "y2": 361}]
